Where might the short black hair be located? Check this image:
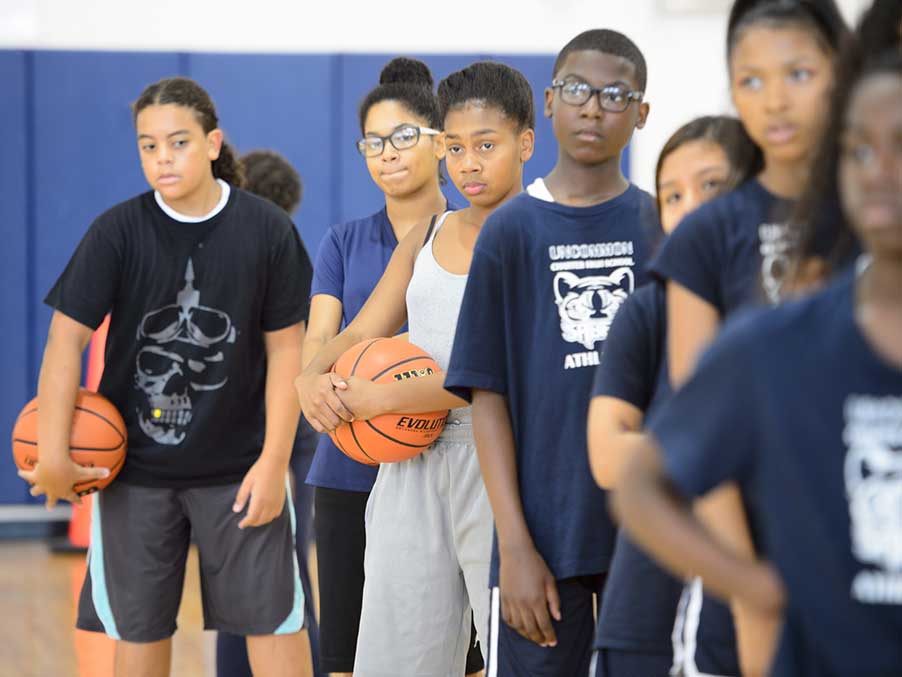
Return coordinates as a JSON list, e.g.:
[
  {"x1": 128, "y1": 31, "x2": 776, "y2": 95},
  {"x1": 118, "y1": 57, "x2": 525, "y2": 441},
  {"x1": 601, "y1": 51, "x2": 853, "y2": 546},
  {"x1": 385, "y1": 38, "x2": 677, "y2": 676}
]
[
  {"x1": 727, "y1": 0, "x2": 849, "y2": 61},
  {"x1": 359, "y1": 57, "x2": 441, "y2": 134},
  {"x1": 553, "y1": 29, "x2": 648, "y2": 92},
  {"x1": 241, "y1": 149, "x2": 303, "y2": 214},
  {"x1": 437, "y1": 61, "x2": 535, "y2": 131}
]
